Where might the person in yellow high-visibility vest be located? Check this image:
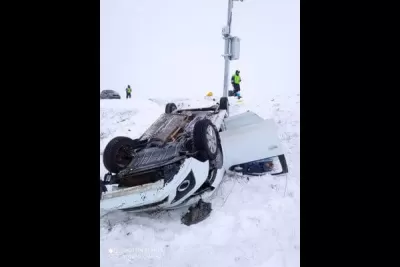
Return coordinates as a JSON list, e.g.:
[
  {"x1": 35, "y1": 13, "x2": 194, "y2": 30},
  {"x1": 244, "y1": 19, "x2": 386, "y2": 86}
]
[
  {"x1": 231, "y1": 70, "x2": 242, "y2": 99},
  {"x1": 126, "y1": 85, "x2": 132, "y2": 99}
]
